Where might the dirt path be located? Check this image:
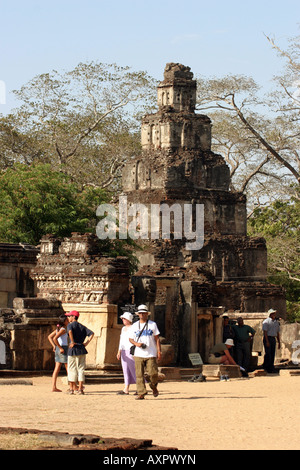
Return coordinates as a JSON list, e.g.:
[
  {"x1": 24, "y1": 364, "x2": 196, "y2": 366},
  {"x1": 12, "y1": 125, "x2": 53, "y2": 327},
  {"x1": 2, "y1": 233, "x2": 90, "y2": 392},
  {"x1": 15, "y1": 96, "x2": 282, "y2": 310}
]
[{"x1": 0, "y1": 374, "x2": 299, "y2": 450}]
